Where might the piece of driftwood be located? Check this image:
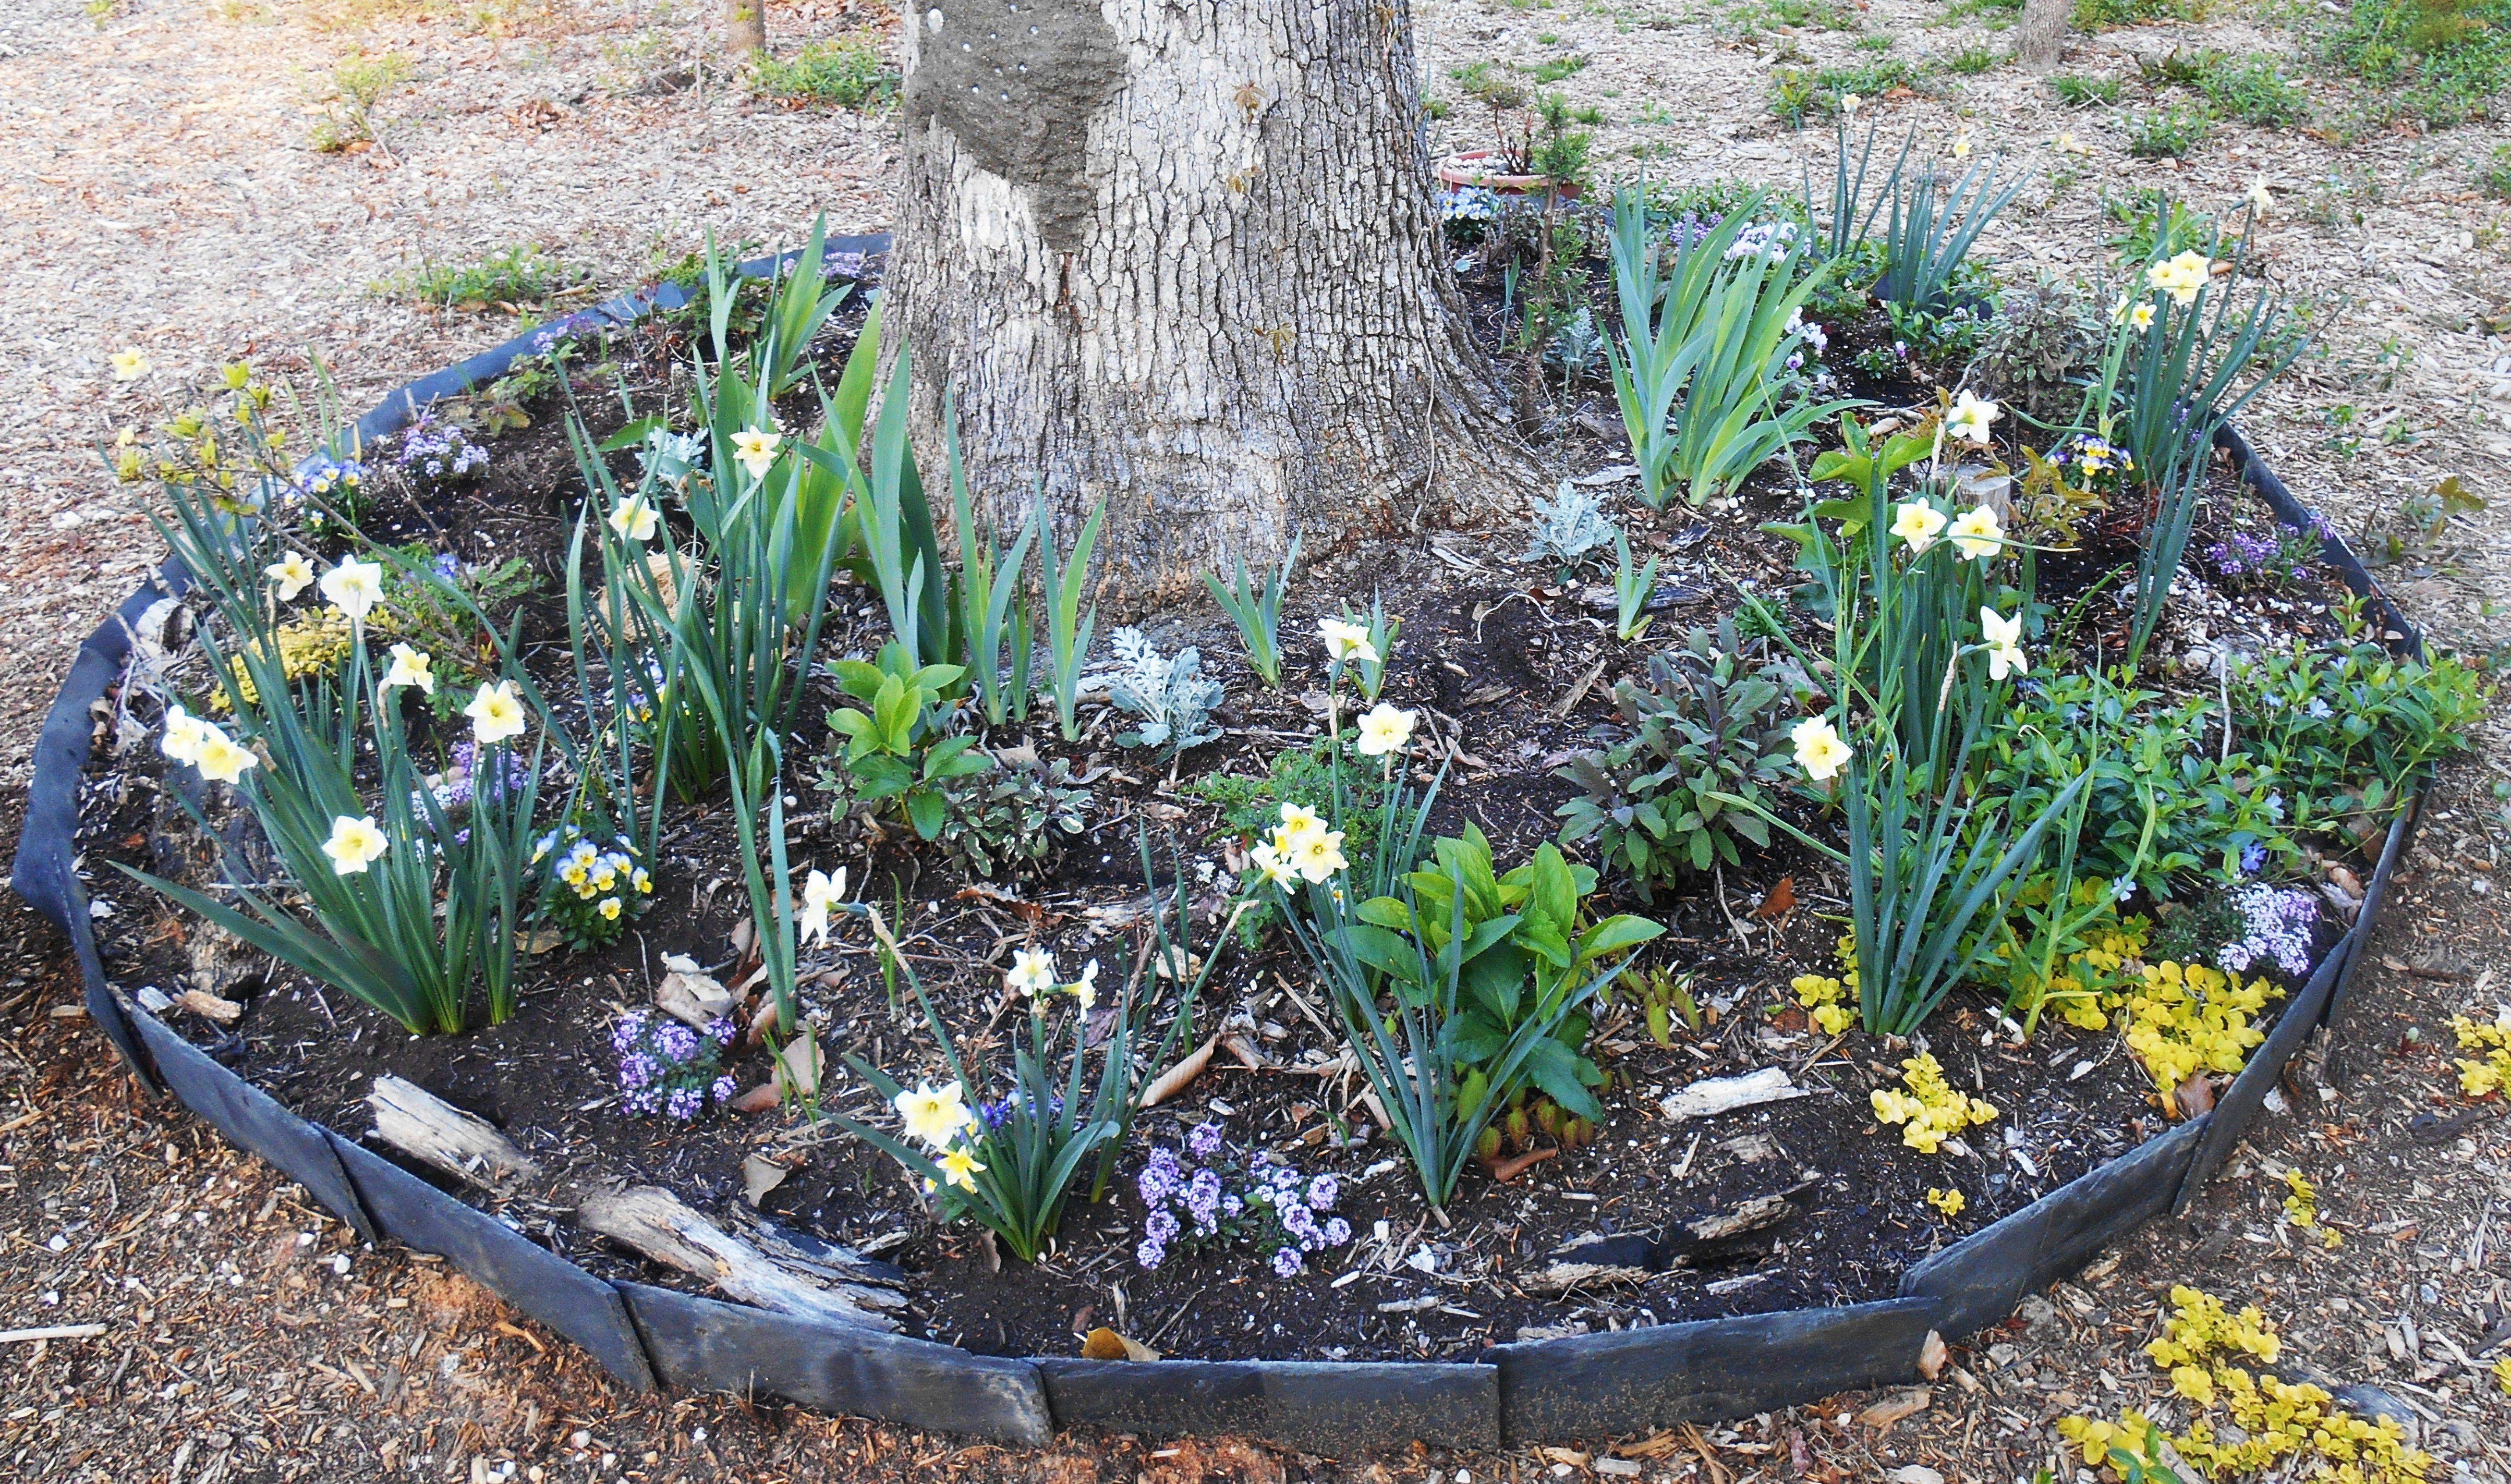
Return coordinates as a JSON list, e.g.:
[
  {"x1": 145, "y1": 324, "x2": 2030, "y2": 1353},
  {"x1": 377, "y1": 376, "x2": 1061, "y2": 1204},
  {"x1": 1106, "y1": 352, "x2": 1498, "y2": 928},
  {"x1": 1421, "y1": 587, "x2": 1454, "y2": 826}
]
[
  {"x1": 367, "y1": 1075, "x2": 543, "y2": 1192},
  {"x1": 1530, "y1": 1183, "x2": 1819, "y2": 1291},
  {"x1": 365, "y1": 1075, "x2": 897, "y2": 1330},
  {"x1": 578, "y1": 1185, "x2": 899, "y2": 1332},
  {"x1": 1657, "y1": 1067, "x2": 1806, "y2": 1122}
]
